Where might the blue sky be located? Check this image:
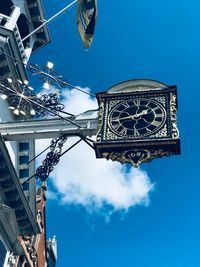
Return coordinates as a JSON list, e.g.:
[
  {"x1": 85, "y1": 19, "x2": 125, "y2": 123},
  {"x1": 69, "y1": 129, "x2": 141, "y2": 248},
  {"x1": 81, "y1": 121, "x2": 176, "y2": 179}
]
[{"x1": 31, "y1": 0, "x2": 200, "y2": 266}]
